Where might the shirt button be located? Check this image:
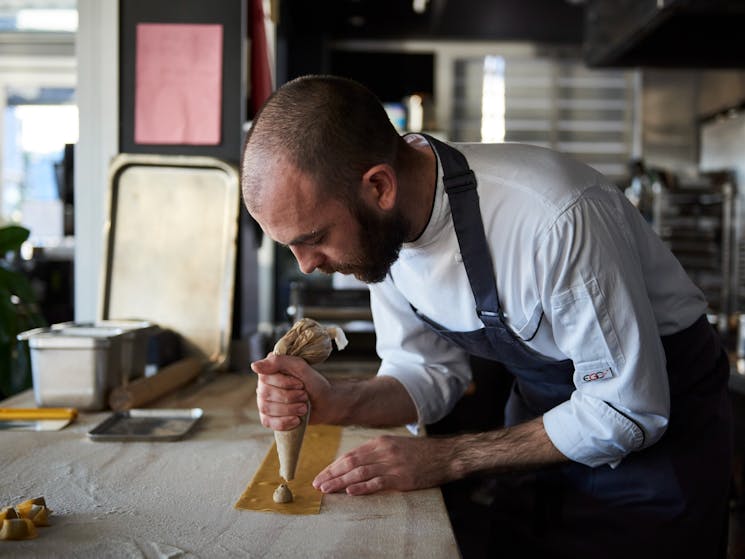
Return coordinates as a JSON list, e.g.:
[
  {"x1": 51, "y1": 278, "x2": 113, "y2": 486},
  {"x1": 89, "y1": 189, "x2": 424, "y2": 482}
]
[{"x1": 455, "y1": 252, "x2": 463, "y2": 263}]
